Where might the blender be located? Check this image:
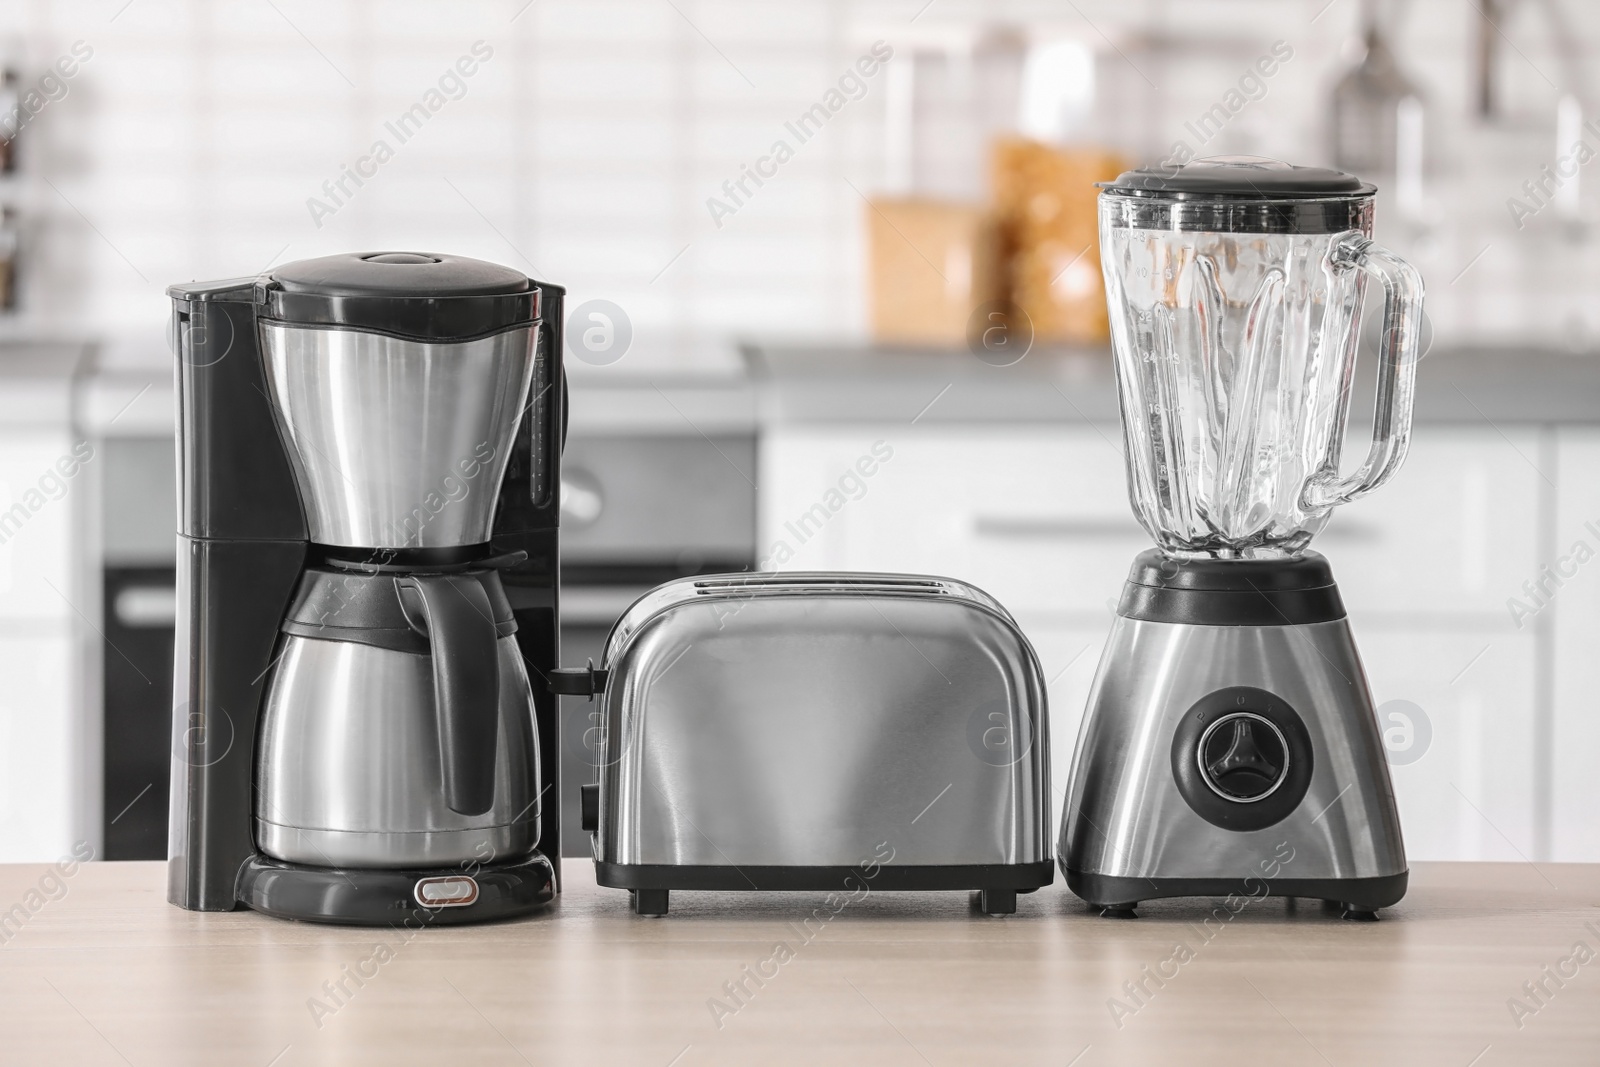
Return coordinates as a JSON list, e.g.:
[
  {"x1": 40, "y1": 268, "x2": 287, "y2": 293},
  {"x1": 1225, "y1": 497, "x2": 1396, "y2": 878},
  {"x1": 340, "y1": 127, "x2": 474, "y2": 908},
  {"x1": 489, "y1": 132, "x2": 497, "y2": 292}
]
[{"x1": 1059, "y1": 158, "x2": 1423, "y2": 920}]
